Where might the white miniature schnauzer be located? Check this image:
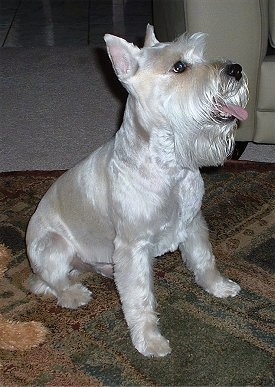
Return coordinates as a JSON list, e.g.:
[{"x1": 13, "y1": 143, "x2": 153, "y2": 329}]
[{"x1": 26, "y1": 25, "x2": 249, "y2": 357}]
